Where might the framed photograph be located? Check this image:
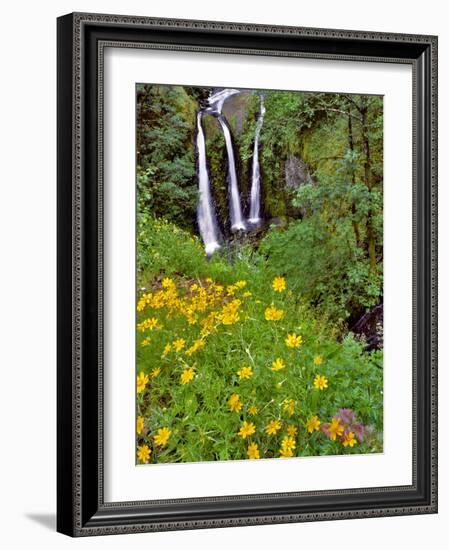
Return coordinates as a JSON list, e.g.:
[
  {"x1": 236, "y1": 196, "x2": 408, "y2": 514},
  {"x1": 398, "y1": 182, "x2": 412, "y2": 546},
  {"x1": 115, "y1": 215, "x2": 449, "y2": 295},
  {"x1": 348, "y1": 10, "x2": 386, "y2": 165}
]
[{"x1": 57, "y1": 12, "x2": 438, "y2": 536}]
